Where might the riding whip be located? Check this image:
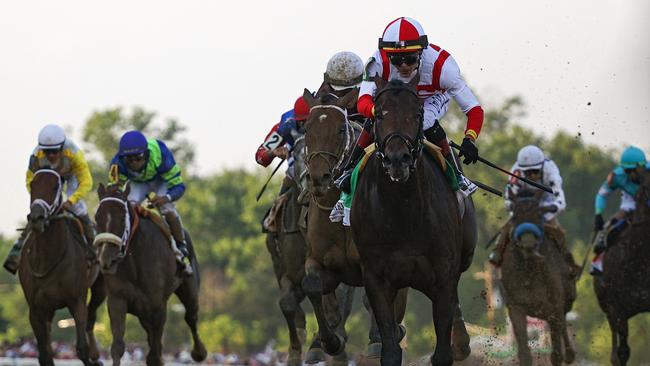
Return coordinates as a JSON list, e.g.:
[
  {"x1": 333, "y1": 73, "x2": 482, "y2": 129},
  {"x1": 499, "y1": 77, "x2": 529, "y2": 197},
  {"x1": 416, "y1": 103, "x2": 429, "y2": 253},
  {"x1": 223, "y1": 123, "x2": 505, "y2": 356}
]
[
  {"x1": 450, "y1": 141, "x2": 553, "y2": 194},
  {"x1": 256, "y1": 159, "x2": 285, "y2": 202}
]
